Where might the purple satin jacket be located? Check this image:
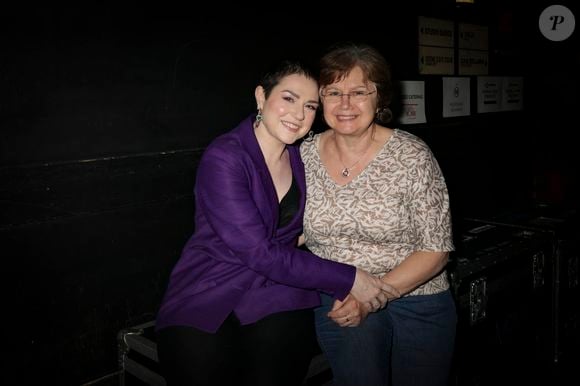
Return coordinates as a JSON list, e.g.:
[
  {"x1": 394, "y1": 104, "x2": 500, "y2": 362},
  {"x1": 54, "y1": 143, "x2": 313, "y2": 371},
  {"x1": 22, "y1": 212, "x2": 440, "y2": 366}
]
[{"x1": 155, "y1": 115, "x2": 355, "y2": 333}]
